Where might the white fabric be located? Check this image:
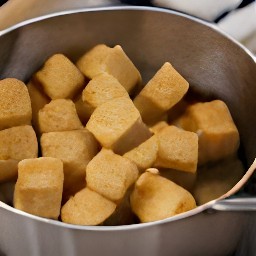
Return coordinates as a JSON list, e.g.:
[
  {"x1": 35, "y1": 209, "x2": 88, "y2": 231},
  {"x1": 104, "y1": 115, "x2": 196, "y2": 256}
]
[
  {"x1": 153, "y1": 0, "x2": 243, "y2": 21},
  {"x1": 218, "y1": 2, "x2": 256, "y2": 53}
]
